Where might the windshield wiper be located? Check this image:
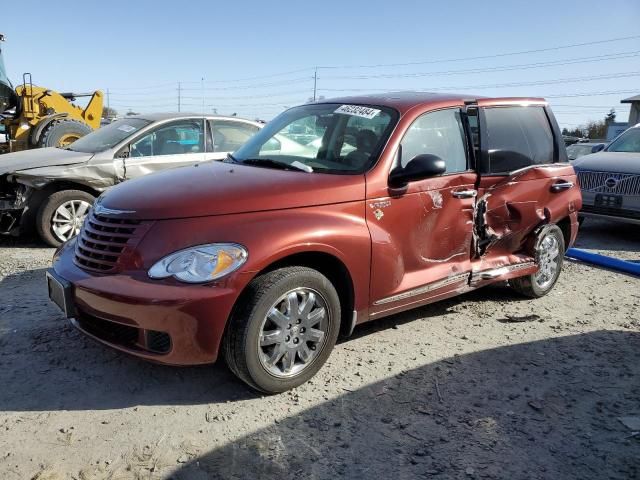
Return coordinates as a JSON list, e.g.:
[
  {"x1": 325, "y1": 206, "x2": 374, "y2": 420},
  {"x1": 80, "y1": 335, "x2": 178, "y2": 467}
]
[{"x1": 241, "y1": 158, "x2": 312, "y2": 173}]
